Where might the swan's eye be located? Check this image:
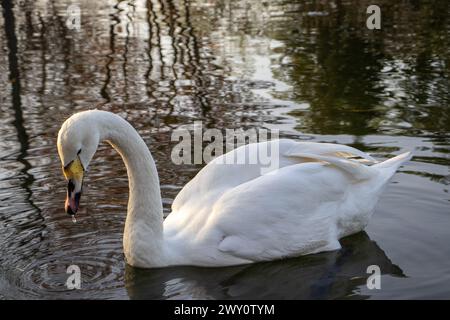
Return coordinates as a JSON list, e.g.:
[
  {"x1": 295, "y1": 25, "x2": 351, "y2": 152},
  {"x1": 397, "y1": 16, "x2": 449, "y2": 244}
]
[{"x1": 77, "y1": 149, "x2": 82, "y2": 155}]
